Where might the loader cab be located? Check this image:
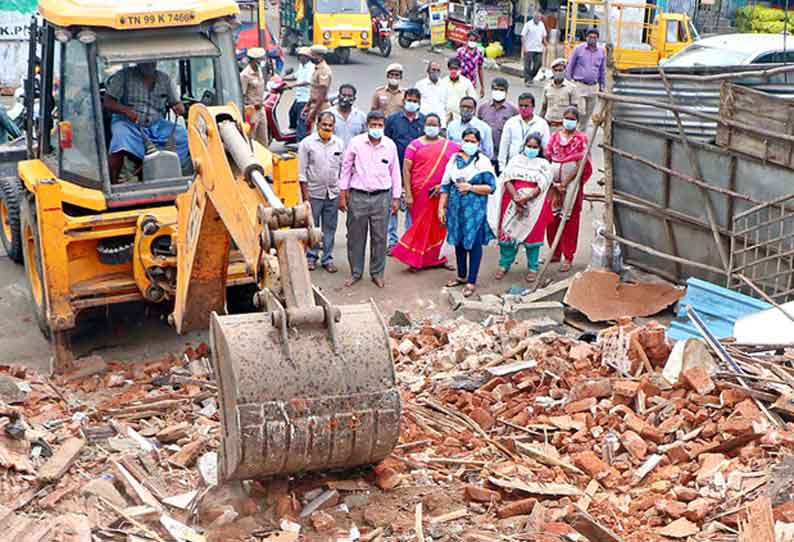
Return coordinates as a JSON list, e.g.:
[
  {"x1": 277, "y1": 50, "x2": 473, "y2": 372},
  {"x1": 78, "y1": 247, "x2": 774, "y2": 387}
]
[{"x1": 31, "y1": 17, "x2": 243, "y2": 208}]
